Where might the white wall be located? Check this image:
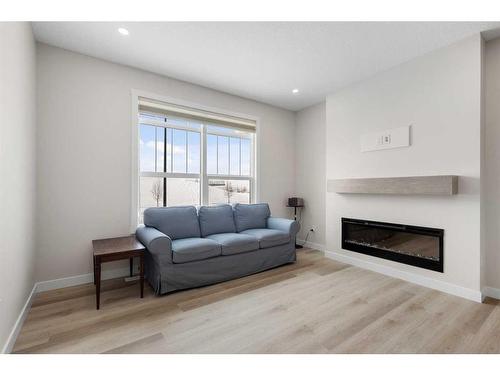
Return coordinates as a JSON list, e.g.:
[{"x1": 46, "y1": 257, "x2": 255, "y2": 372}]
[
  {"x1": 325, "y1": 35, "x2": 483, "y2": 299},
  {"x1": 0, "y1": 23, "x2": 37, "y2": 351},
  {"x1": 295, "y1": 102, "x2": 326, "y2": 248},
  {"x1": 485, "y1": 37, "x2": 500, "y2": 291},
  {"x1": 36, "y1": 43, "x2": 296, "y2": 282}
]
